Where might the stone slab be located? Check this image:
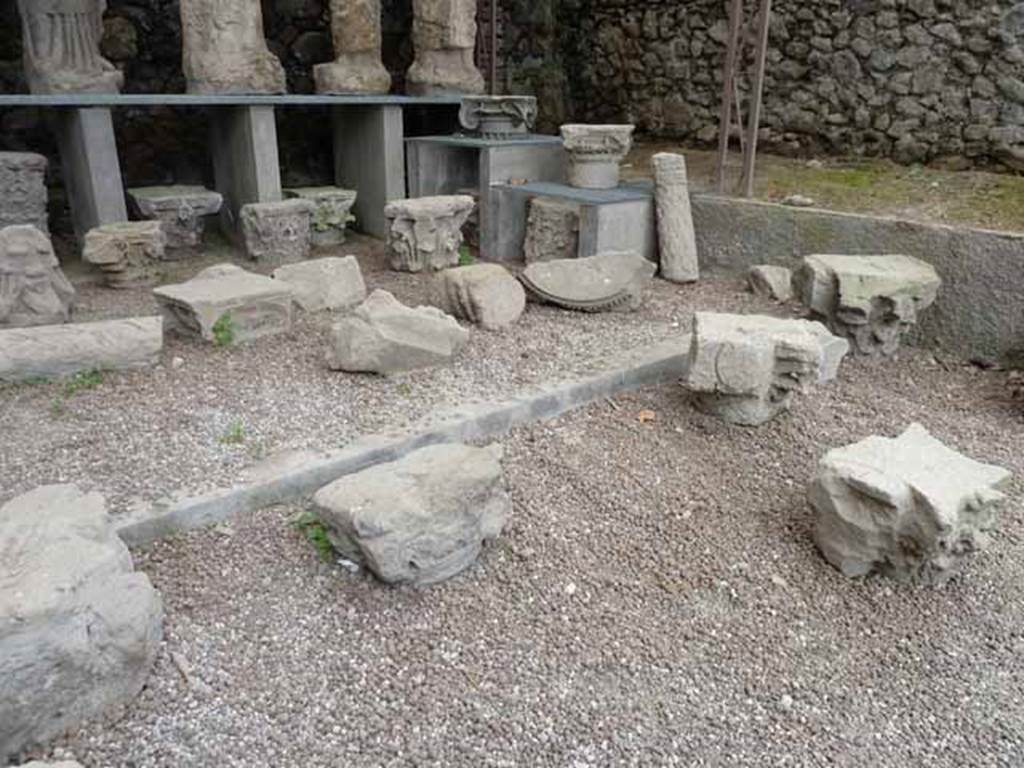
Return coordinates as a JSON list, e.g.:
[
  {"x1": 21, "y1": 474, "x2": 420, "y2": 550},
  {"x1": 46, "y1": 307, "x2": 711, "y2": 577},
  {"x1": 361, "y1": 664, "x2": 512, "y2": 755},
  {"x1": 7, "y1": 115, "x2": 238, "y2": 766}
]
[{"x1": 271, "y1": 256, "x2": 366, "y2": 312}]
